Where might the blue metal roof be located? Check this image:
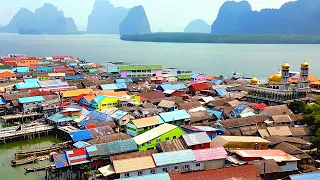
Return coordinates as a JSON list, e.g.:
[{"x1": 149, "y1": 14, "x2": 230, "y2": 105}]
[
  {"x1": 73, "y1": 141, "x2": 91, "y2": 148},
  {"x1": 24, "y1": 78, "x2": 39, "y2": 83},
  {"x1": 211, "y1": 79, "x2": 224, "y2": 85},
  {"x1": 158, "y1": 84, "x2": 187, "y2": 91},
  {"x1": 152, "y1": 149, "x2": 196, "y2": 166},
  {"x1": 240, "y1": 112, "x2": 255, "y2": 118},
  {"x1": 36, "y1": 67, "x2": 53, "y2": 71},
  {"x1": 207, "y1": 109, "x2": 223, "y2": 119},
  {"x1": 18, "y1": 96, "x2": 44, "y2": 103},
  {"x1": 87, "y1": 111, "x2": 112, "y2": 123},
  {"x1": 232, "y1": 104, "x2": 248, "y2": 116},
  {"x1": 108, "y1": 69, "x2": 120, "y2": 73},
  {"x1": 47, "y1": 113, "x2": 64, "y2": 121},
  {"x1": 0, "y1": 97, "x2": 6, "y2": 105},
  {"x1": 69, "y1": 129, "x2": 93, "y2": 142},
  {"x1": 67, "y1": 104, "x2": 90, "y2": 116},
  {"x1": 39, "y1": 61, "x2": 50, "y2": 65},
  {"x1": 115, "y1": 78, "x2": 133, "y2": 83},
  {"x1": 69, "y1": 63, "x2": 78, "y2": 67},
  {"x1": 91, "y1": 95, "x2": 106, "y2": 104},
  {"x1": 215, "y1": 88, "x2": 228, "y2": 96},
  {"x1": 16, "y1": 67, "x2": 29, "y2": 73},
  {"x1": 290, "y1": 172, "x2": 320, "y2": 180},
  {"x1": 65, "y1": 75, "x2": 84, "y2": 80},
  {"x1": 15, "y1": 83, "x2": 40, "y2": 89},
  {"x1": 191, "y1": 73, "x2": 200, "y2": 79},
  {"x1": 110, "y1": 110, "x2": 128, "y2": 120},
  {"x1": 53, "y1": 152, "x2": 69, "y2": 169},
  {"x1": 100, "y1": 83, "x2": 127, "y2": 90},
  {"x1": 123, "y1": 173, "x2": 171, "y2": 180},
  {"x1": 89, "y1": 69, "x2": 97, "y2": 73},
  {"x1": 159, "y1": 110, "x2": 191, "y2": 122}
]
